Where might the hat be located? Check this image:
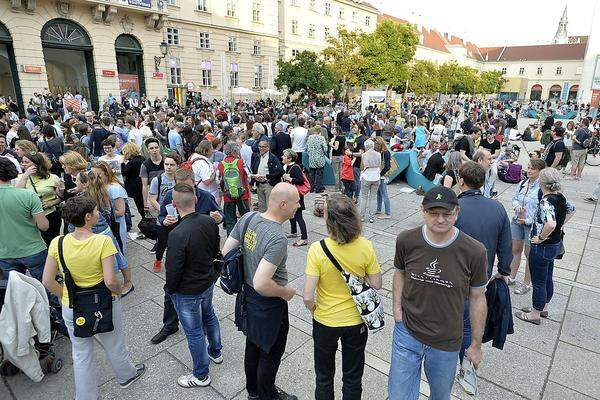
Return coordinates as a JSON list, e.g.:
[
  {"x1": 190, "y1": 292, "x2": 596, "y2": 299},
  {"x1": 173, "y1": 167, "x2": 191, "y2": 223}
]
[
  {"x1": 223, "y1": 125, "x2": 233, "y2": 132},
  {"x1": 422, "y1": 186, "x2": 459, "y2": 211}
]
